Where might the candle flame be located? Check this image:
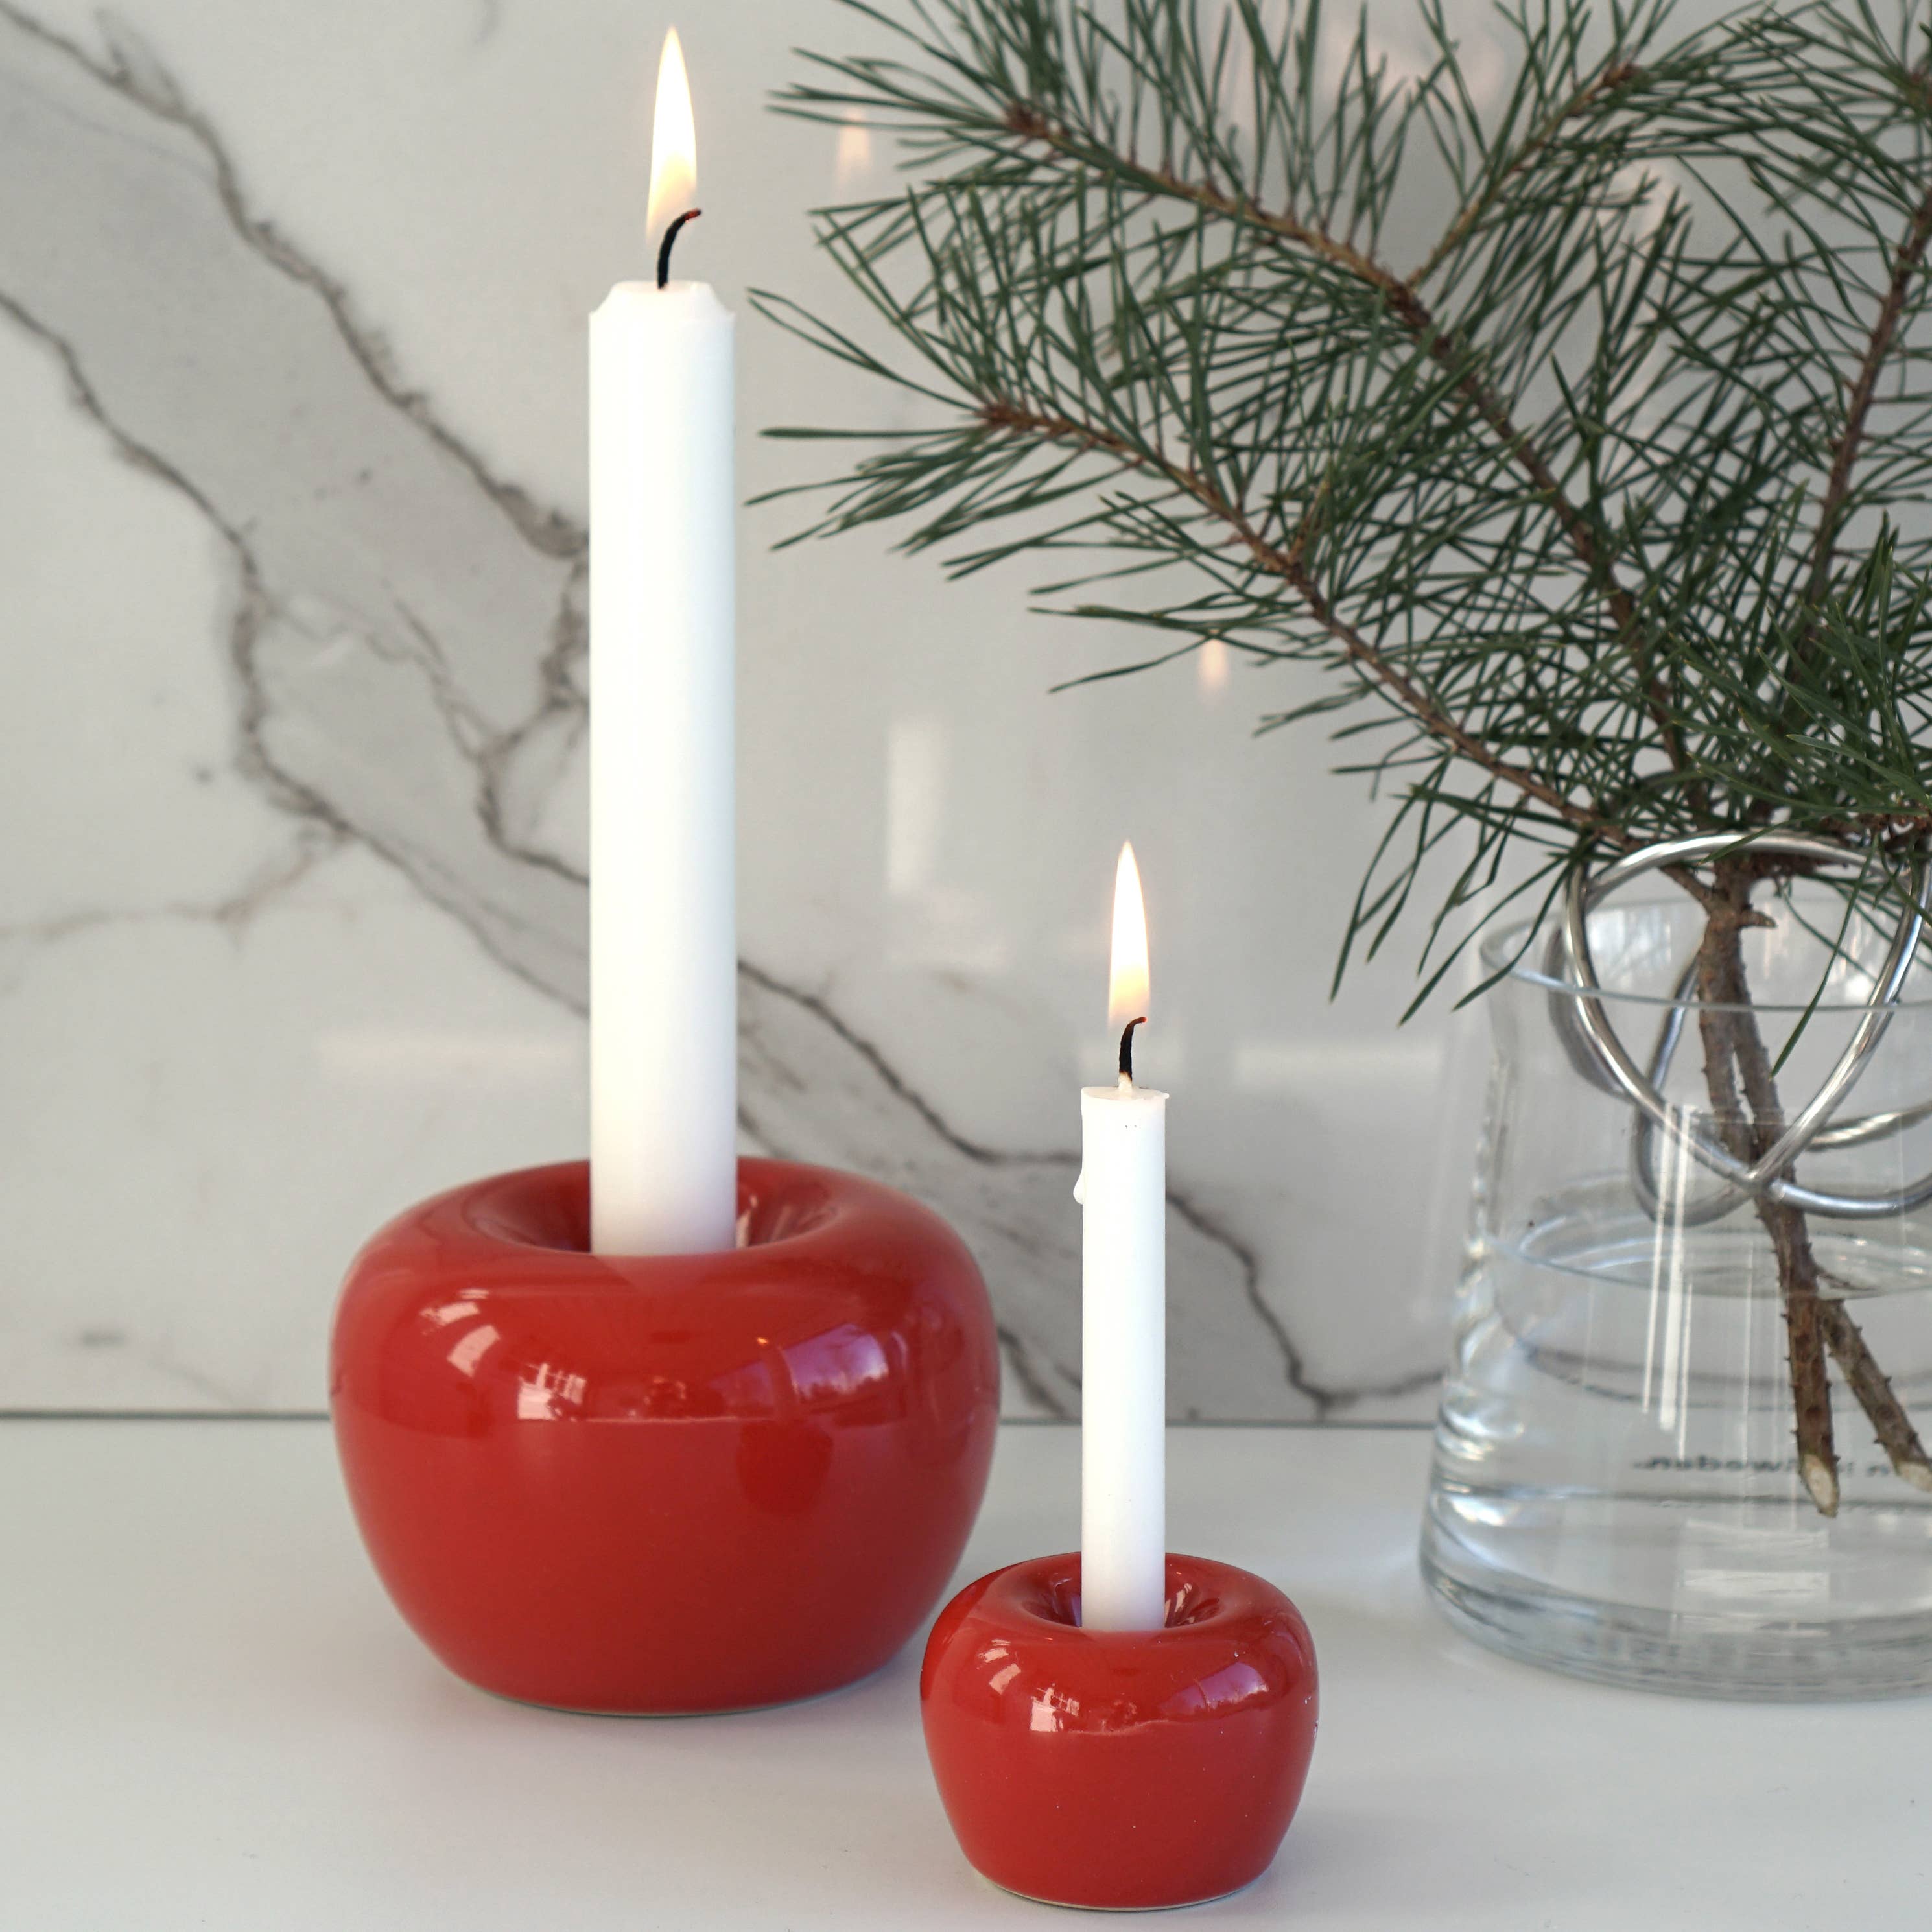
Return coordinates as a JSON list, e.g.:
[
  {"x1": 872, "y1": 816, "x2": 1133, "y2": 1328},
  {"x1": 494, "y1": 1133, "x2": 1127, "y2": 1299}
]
[
  {"x1": 1107, "y1": 842, "x2": 1150, "y2": 1036},
  {"x1": 648, "y1": 28, "x2": 698, "y2": 248}
]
